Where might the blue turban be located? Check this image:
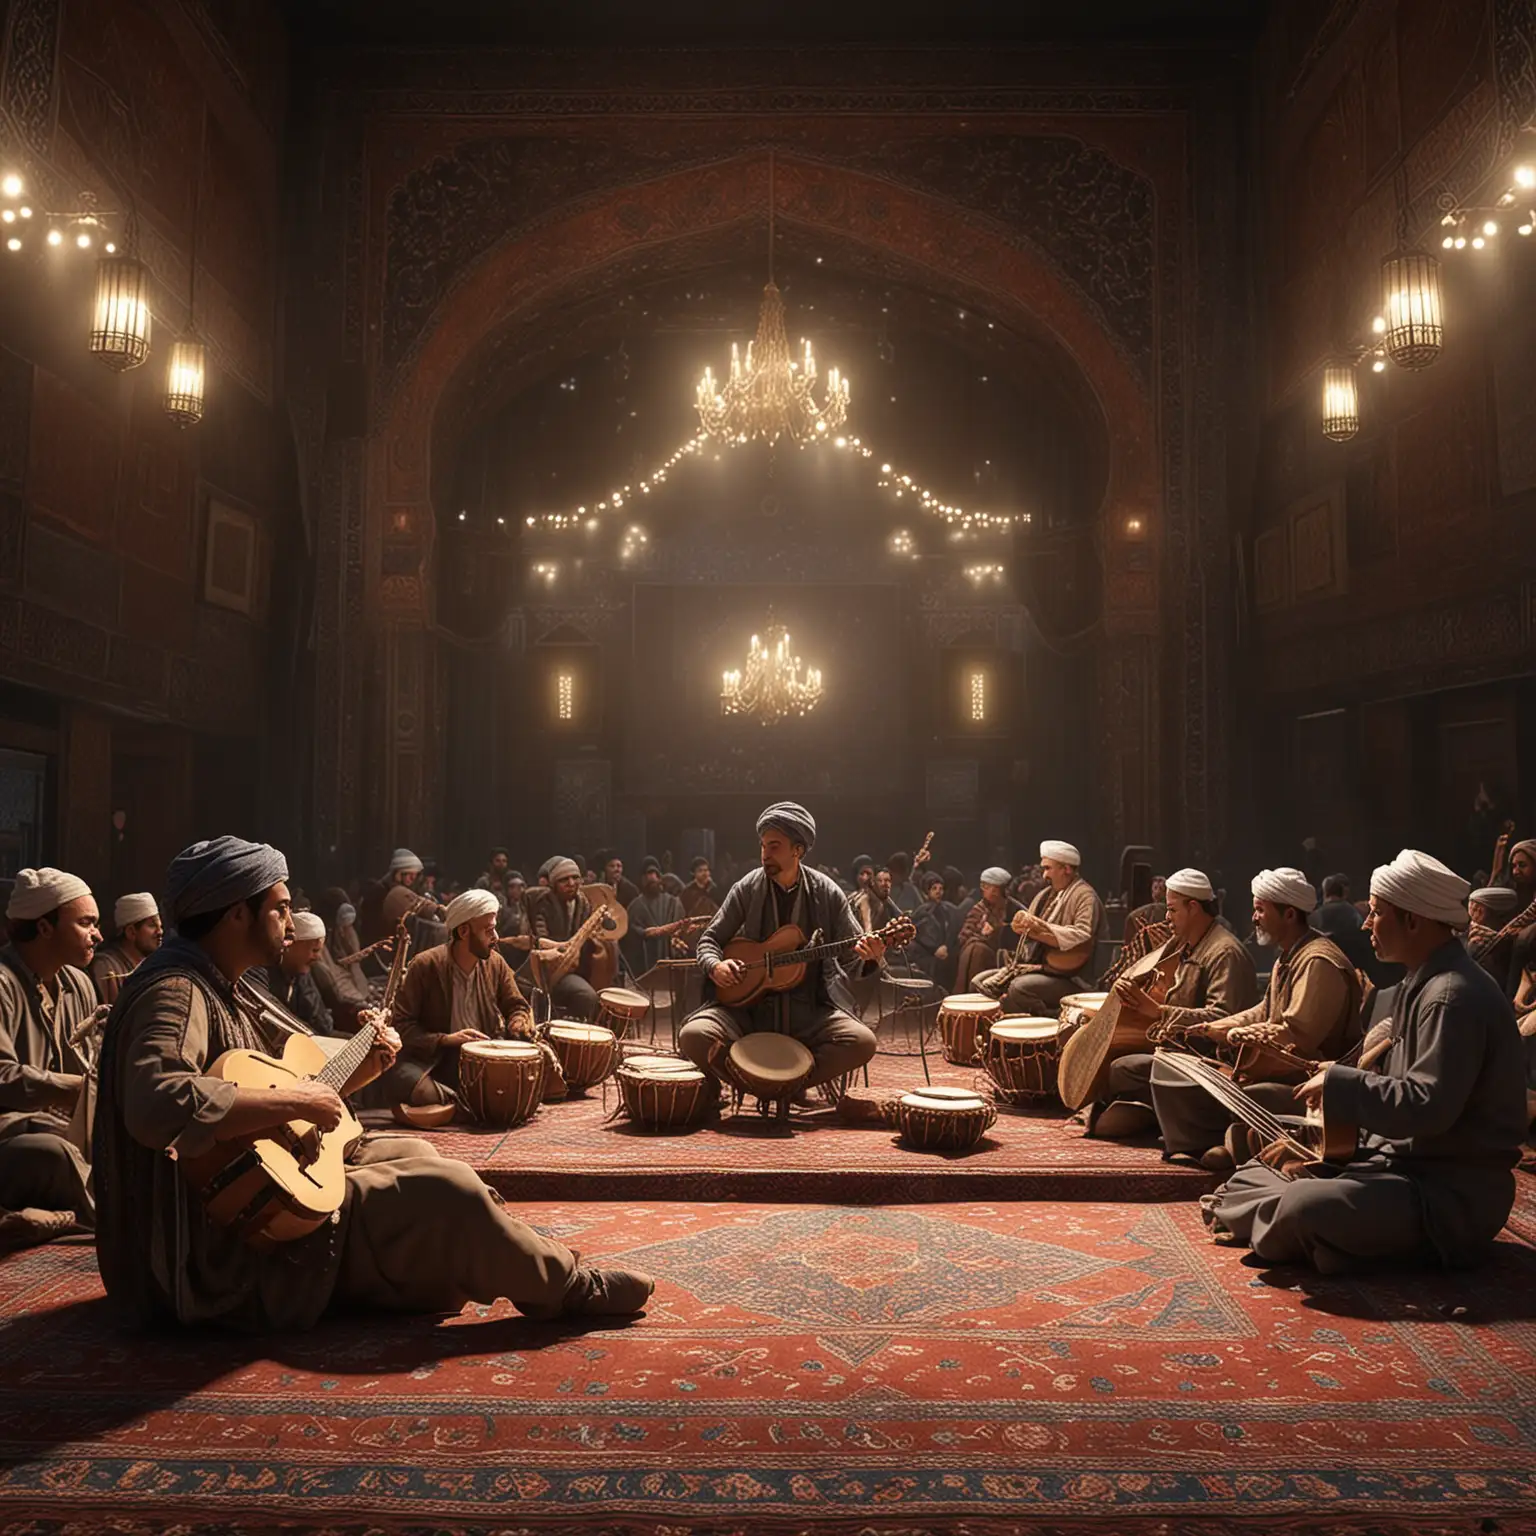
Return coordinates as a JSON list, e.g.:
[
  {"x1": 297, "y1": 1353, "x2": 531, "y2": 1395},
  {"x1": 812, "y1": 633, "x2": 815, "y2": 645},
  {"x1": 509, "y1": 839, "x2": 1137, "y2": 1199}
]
[
  {"x1": 167, "y1": 836, "x2": 289, "y2": 924},
  {"x1": 756, "y1": 801, "x2": 816, "y2": 851}
]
